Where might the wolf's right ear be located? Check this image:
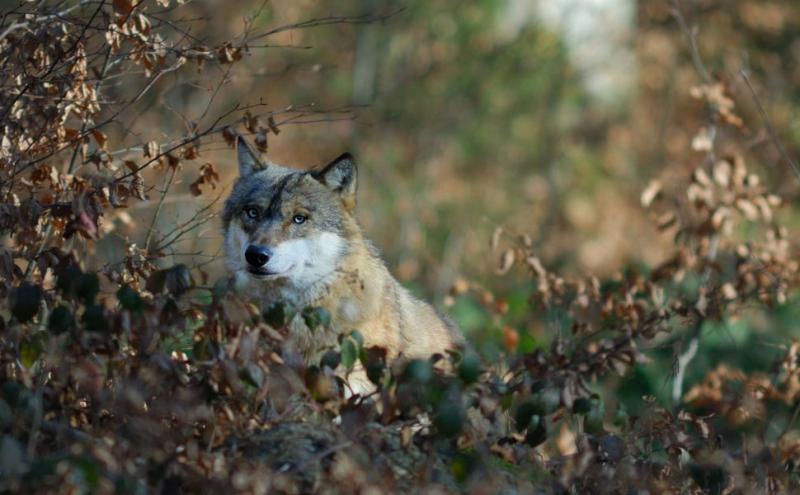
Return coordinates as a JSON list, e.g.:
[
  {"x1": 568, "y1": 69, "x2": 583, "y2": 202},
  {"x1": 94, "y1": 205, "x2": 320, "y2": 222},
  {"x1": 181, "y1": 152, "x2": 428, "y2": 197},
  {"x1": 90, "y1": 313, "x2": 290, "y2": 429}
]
[
  {"x1": 237, "y1": 136, "x2": 263, "y2": 177},
  {"x1": 314, "y1": 153, "x2": 357, "y2": 210}
]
